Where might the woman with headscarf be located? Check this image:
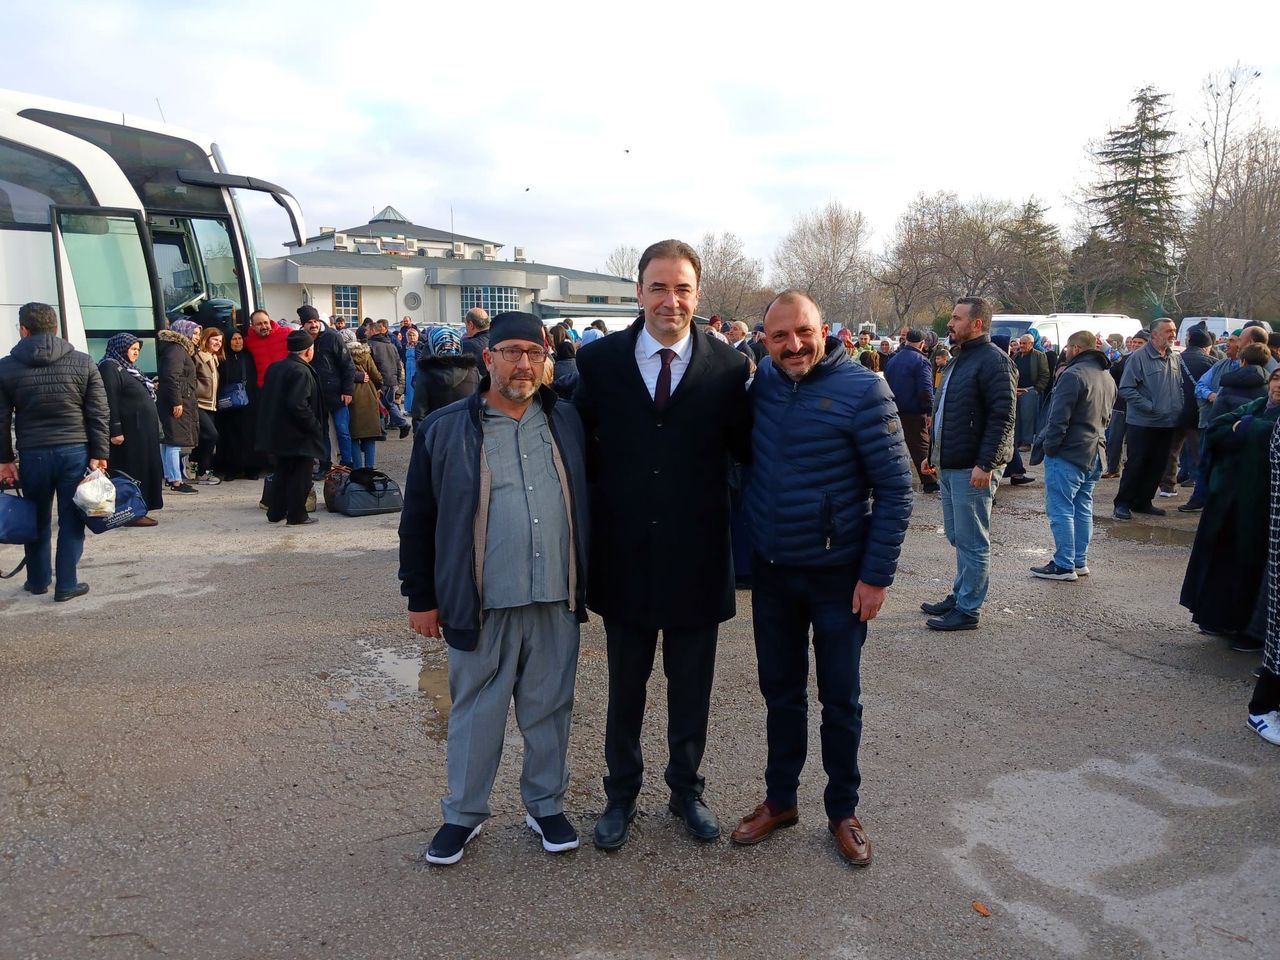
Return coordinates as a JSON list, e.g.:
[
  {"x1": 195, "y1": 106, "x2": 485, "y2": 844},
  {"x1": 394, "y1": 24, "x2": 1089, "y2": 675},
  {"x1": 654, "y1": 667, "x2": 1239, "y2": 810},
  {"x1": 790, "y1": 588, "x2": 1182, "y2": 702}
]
[
  {"x1": 403, "y1": 325, "x2": 420, "y2": 415},
  {"x1": 156, "y1": 319, "x2": 200, "y2": 495},
  {"x1": 410, "y1": 325, "x2": 481, "y2": 424},
  {"x1": 345, "y1": 336, "x2": 384, "y2": 468},
  {"x1": 97, "y1": 333, "x2": 163, "y2": 524},
  {"x1": 212, "y1": 330, "x2": 259, "y2": 481},
  {"x1": 1180, "y1": 367, "x2": 1280, "y2": 646},
  {"x1": 191, "y1": 326, "x2": 223, "y2": 484},
  {"x1": 1246, "y1": 416, "x2": 1280, "y2": 745}
]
